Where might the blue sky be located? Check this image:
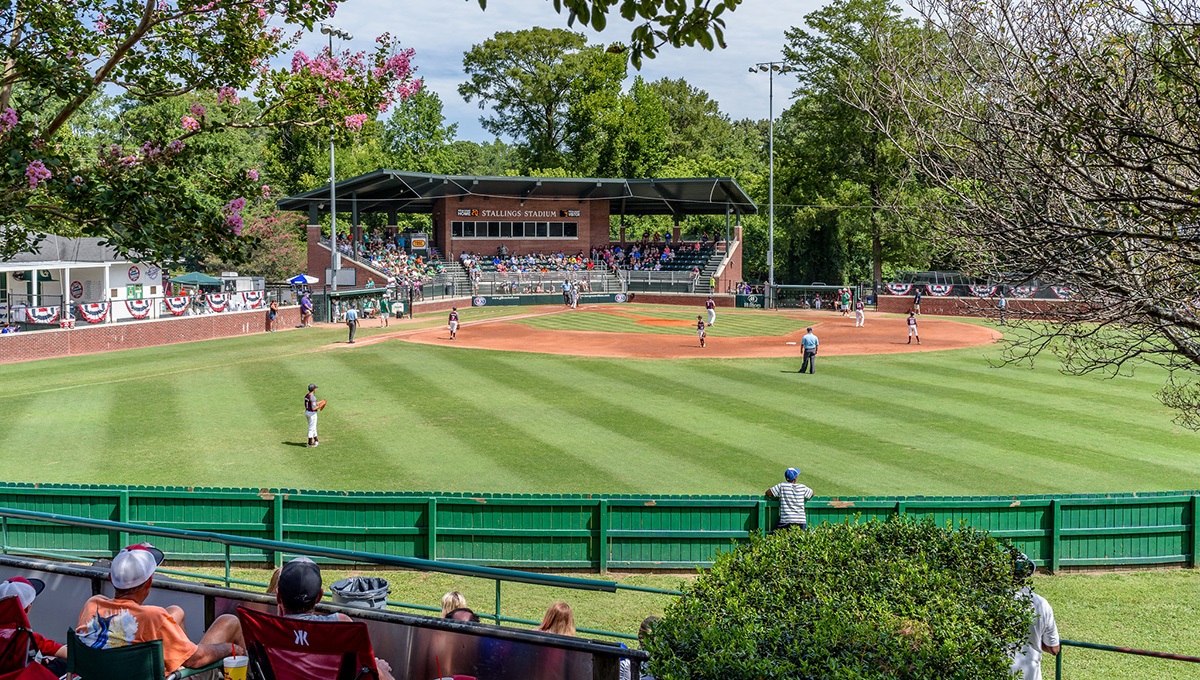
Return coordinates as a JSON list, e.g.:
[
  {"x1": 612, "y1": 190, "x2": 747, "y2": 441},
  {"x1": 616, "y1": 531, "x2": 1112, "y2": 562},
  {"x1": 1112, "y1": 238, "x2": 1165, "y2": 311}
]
[{"x1": 295, "y1": 0, "x2": 827, "y2": 142}]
